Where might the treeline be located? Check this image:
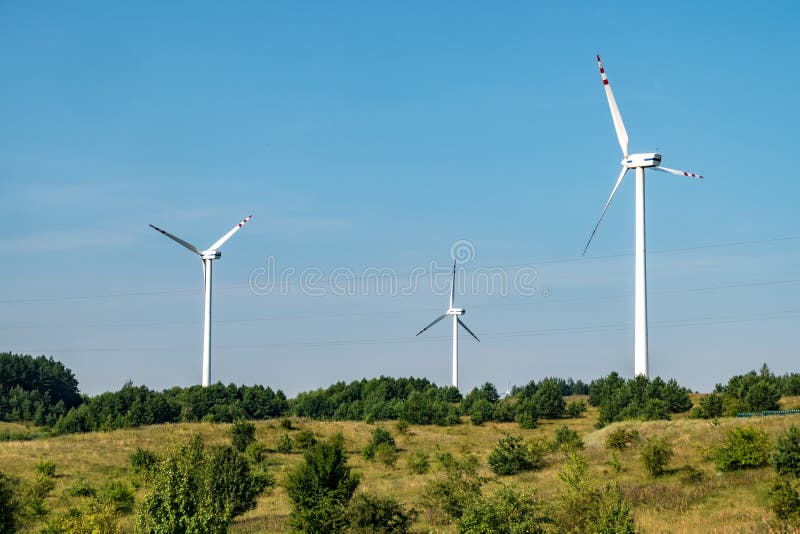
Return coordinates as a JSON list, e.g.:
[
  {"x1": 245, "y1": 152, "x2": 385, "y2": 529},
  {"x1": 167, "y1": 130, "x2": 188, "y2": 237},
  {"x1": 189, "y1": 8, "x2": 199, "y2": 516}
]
[
  {"x1": 694, "y1": 364, "x2": 799, "y2": 418},
  {"x1": 588, "y1": 373, "x2": 693, "y2": 425},
  {"x1": 0, "y1": 353, "x2": 82, "y2": 426}
]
